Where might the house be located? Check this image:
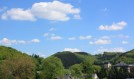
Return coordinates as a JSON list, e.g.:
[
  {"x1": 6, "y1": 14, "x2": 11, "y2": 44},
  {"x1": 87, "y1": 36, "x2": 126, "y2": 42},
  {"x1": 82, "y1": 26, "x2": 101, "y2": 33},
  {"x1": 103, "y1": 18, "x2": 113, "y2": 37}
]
[
  {"x1": 113, "y1": 62, "x2": 134, "y2": 73},
  {"x1": 92, "y1": 73, "x2": 99, "y2": 79},
  {"x1": 104, "y1": 62, "x2": 112, "y2": 69}
]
